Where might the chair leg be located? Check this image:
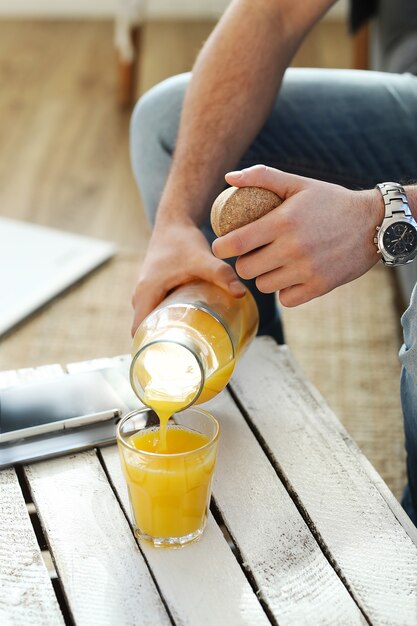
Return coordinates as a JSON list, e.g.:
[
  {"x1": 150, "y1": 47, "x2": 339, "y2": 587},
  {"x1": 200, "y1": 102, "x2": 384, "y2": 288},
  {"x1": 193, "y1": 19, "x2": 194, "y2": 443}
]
[
  {"x1": 118, "y1": 25, "x2": 141, "y2": 109},
  {"x1": 352, "y1": 23, "x2": 370, "y2": 70}
]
